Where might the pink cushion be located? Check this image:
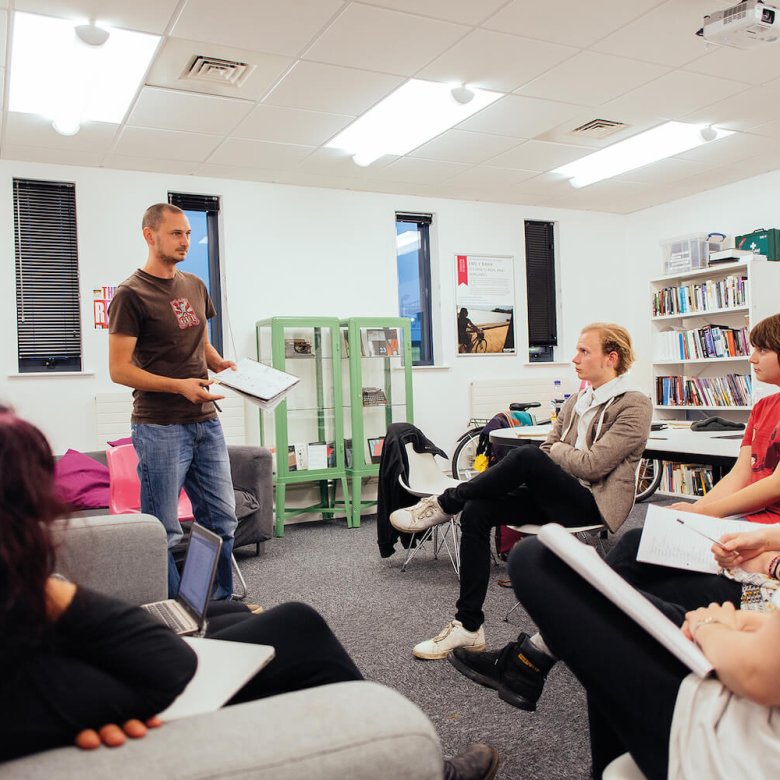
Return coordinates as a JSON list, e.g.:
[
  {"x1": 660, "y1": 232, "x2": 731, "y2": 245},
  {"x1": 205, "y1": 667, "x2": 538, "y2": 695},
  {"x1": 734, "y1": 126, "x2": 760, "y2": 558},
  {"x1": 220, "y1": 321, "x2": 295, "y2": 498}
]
[
  {"x1": 55, "y1": 449, "x2": 110, "y2": 510},
  {"x1": 107, "y1": 436, "x2": 133, "y2": 447}
]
